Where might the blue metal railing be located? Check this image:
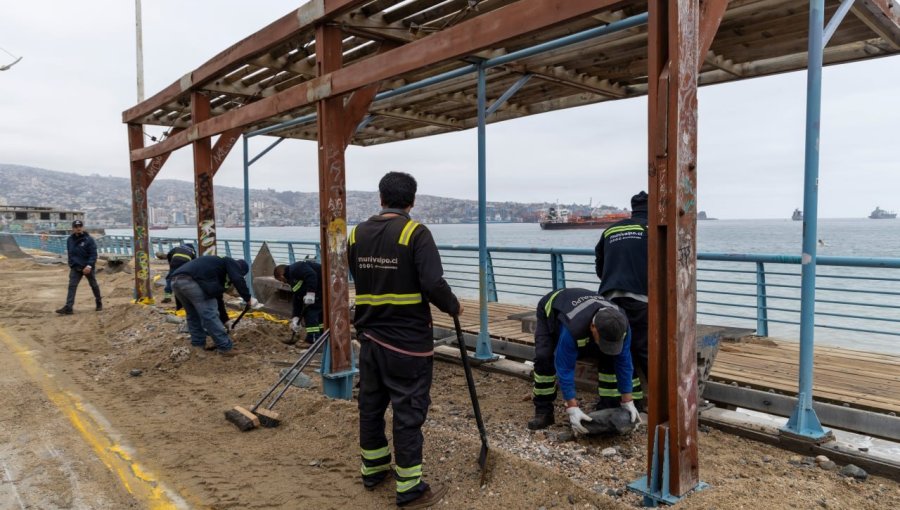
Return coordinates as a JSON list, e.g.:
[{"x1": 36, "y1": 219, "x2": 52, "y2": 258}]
[{"x1": 13, "y1": 233, "x2": 900, "y2": 342}]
